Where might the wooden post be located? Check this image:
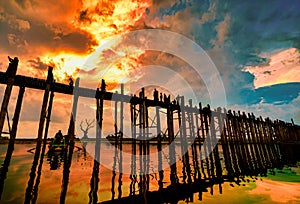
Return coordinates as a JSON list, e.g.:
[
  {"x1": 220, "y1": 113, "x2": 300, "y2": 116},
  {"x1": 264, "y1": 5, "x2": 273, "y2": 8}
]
[
  {"x1": 118, "y1": 84, "x2": 124, "y2": 199},
  {"x1": 0, "y1": 57, "x2": 19, "y2": 136},
  {"x1": 194, "y1": 104, "x2": 203, "y2": 180},
  {"x1": 111, "y1": 92, "x2": 118, "y2": 200},
  {"x1": 37, "y1": 66, "x2": 53, "y2": 142},
  {"x1": 31, "y1": 98, "x2": 54, "y2": 204},
  {"x1": 199, "y1": 103, "x2": 209, "y2": 179},
  {"x1": 180, "y1": 96, "x2": 192, "y2": 184},
  {"x1": 0, "y1": 86, "x2": 25, "y2": 199},
  {"x1": 24, "y1": 139, "x2": 43, "y2": 204},
  {"x1": 188, "y1": 99, "x2": 199, "y2": 181},
  {"x1": 259, "y1": 116, "x2": 273, "y2": 167},
  {"x1": 167, "y1": 97, "x2": 177, "y2": 185},
  {"x1": 216, "y1": 108, "x2": 233, "y2": 178},
  {"x1": 130, "y1": 101, "x2": 138, "y2": 196},
  {"x1": 266, "y1": 118, "x2": 281, "y2": 165},
  {"x1": 138, "y1": 88, "x2": 145, "y2": 196},
  {"x1": 60, "y1": 78, "x2": 80, "y2": 204},
  {"x1": 154, "y1": 96, "x2": 164, "y2": 191},
  {"x1": 265, "y1": 118, "x2": 279, "y2": 166},
  {"x1": 25, "y1": 67, "x2": 53, "y2": 204},
  {"x1": 120, "y1": 84, "x2": 124, "y2": 150},
  {"x1": 203, "y1": 105, "x2": 215, "y2": 180},
  {"x1": 247, "y1": 113, "x2": 264, "y2": 172},
  {"x1": 254, "y1": 115, "x2": 269, "y2": 169},
  {"x1": 209, "y1": 109, "x2": 223, "y2": 193},
  {"x1": 242, "y1": 112, "x2": 259, "y2": 174},
  {"x1": 226, "y1": 110, "x2": 240, "y2": 176},
  {"x1": 231, "y1": 111, "x2": 247, "y2": 175},
  {"x1": 43, "y1": 91, "x2": 54, "y2": 140},
  {"x1": 10, "y1": 86, "x2": 25, "y2": 142},
  {"x1": 260, "y1": 116, "x2": 275, "y2": 168},
  {"x1": 237, "y1": 111, "x2": 252, "y2": 175}
]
